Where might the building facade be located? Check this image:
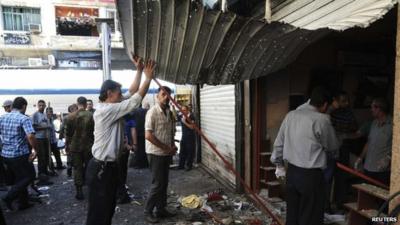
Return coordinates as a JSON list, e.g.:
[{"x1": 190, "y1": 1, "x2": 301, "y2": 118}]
[{"x1": 0, "y1": 0, "x2": 126, "y2": 69}]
